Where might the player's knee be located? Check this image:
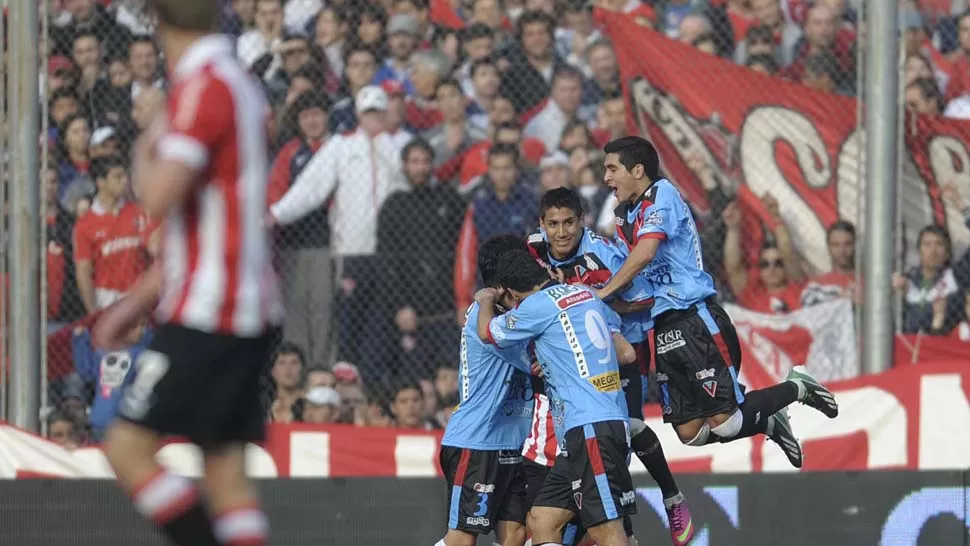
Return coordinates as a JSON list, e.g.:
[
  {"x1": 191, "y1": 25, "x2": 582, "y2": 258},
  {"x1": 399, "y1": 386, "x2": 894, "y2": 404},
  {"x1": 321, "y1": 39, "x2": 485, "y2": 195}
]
[
  {"x1": 443, "y1": 529, "x2": 477, "y2": 546},
  {"x1": 709, "y1": 409, "x2": 743, "y2": 439},
  {"x1": 676, "y1": 422, "x2": 710, "y2": 446}
]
